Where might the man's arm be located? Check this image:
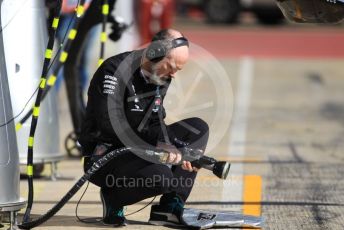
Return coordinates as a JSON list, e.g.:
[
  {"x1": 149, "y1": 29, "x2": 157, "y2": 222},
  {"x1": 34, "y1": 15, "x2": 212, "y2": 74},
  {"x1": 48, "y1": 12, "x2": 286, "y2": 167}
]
[{"x1": 91, "y1": 59, "x2": 125, "y2": 144}]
